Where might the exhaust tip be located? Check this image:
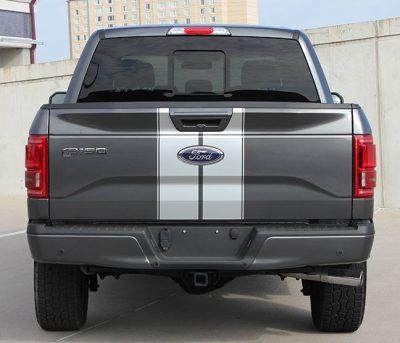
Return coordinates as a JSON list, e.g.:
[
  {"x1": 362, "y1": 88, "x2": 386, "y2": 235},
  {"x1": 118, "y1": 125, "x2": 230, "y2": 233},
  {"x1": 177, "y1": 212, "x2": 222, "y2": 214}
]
[{"x1": 281, "y1": 267, "x2": 364, "y2": 287}]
